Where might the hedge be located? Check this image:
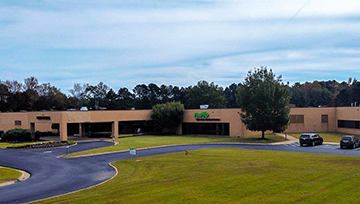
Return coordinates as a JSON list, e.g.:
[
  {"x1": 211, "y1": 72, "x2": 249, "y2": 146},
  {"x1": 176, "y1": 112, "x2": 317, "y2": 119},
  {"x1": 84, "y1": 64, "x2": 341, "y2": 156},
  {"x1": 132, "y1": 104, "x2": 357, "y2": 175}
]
[{"x1": 1, "y1": 128, "x2": 33, "y2": 141}]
